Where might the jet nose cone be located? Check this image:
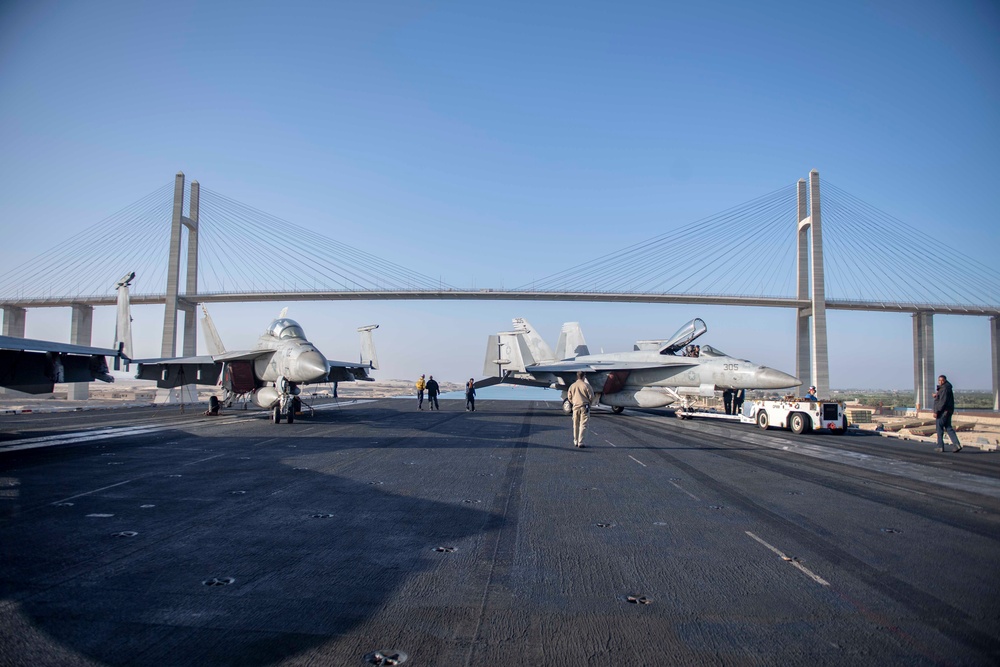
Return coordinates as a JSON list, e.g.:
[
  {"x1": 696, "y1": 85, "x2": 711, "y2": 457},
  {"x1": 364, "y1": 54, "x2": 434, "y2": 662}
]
[
  {"x1": 755, "y1": 367, "x2": 801, "y2": 389},
  {"x1": 295, "y1": 350, "x2": 329, "y2": 383}
]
